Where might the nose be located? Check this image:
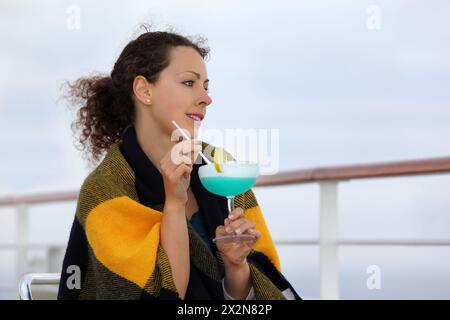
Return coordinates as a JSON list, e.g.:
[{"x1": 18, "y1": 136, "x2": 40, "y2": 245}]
[{"x1": 199, "y1": 88, "x2": 212, "y2": 106}]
